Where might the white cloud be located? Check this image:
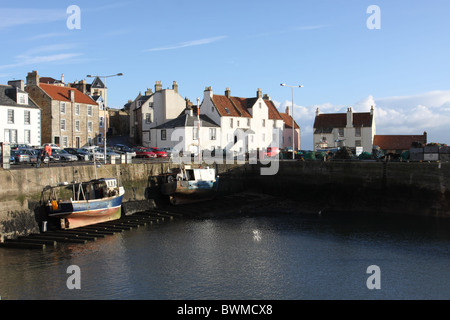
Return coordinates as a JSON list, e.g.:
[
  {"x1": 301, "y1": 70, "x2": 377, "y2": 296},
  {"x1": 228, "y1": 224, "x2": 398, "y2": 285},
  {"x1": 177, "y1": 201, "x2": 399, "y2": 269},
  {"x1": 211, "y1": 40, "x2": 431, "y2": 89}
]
[
  {"x1": 144, "y1": 36, "x2": 227, "y2": 52},
  {"x1": 0, "y1": 8, "x2": 66, "y2": 30}
]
